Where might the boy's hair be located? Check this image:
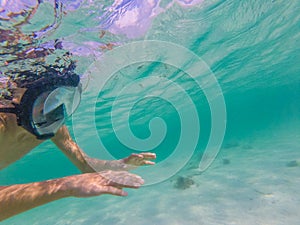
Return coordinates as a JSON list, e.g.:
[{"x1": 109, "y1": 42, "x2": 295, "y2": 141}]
[{"x1": 0, "y1": 61, "x2": 78, "y2": 102}]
